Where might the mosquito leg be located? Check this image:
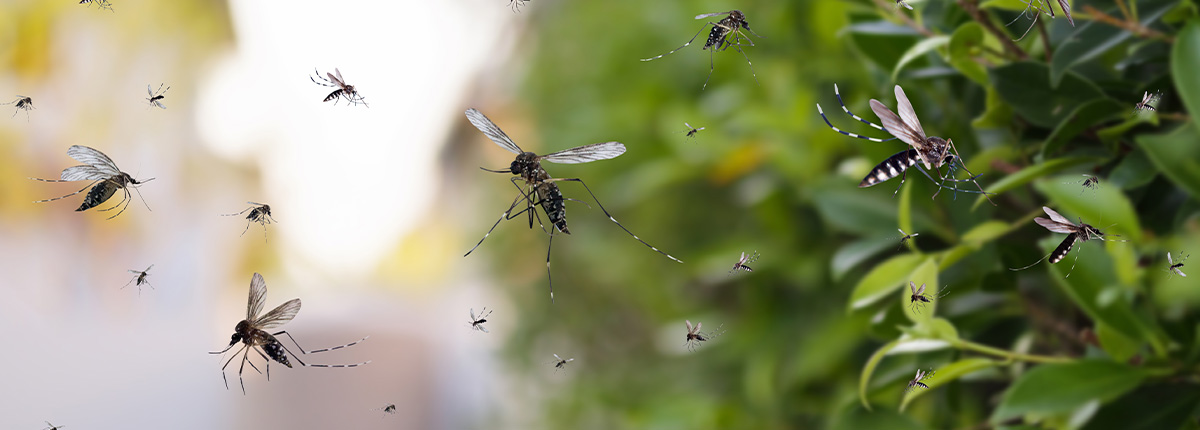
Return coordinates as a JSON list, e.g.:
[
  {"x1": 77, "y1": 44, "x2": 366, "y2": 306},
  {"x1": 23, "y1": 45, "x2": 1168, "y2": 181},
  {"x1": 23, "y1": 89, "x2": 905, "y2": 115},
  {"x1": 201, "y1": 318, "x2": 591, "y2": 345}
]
[
  {"x1": 892, "y1": 170, "x2": 908, "y2": 197},
  {"x1": 464, "y1": 192, "x2": 530, "y2": 257},
  {"x1": 733, "y1": 45, "x2": 759, "y2": 86},
  {"x1": 546, "y1": 233, "x2": 554, "y2": 302},
  {"x1": 1064, "y1": 248, "x2": 1081, "y2": 278},
  {"x1": 273, "y1": 330, "x2": 368, "y2": 355},
  {"x1": 702, "y1": 46, "x2": 717, "y2": 90},
  {"x1": 237, "y1": 346, "x2": 252, "y2": 394},
  {"x1": 640, "y1": 24, "x2": 712, "y2": 62},
  {"x1": 548, "y1": 177, "x2": 683, "y2": 263},
  {"x1": 1009, "y1": 249, "x2": 1053, "y2": 271},
  {"x1": 30, "y1": 180, "x2": 97, "y2": 203}
]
